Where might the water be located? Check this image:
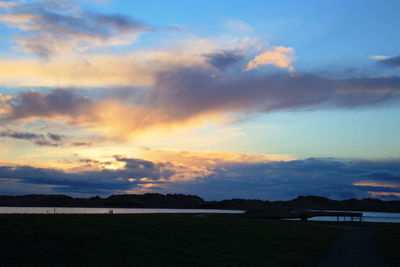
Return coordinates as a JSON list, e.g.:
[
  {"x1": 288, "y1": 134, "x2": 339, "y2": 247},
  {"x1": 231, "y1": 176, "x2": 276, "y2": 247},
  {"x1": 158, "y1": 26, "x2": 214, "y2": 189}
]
[
  {"x1": 309, "y1": 210, "x2": 400, "y2": 223},
  {"x1": 2, "y1": 208, "x2": 398, "y2": 222},
  {"x1": 0, "y1": 207, "x2": 245, "y2": 214}
]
